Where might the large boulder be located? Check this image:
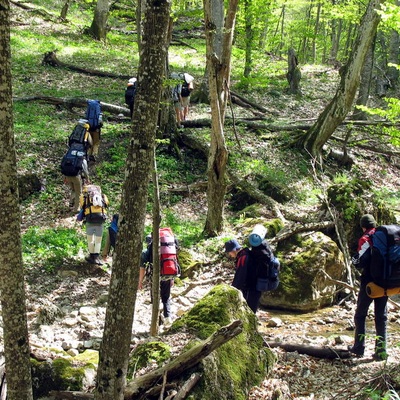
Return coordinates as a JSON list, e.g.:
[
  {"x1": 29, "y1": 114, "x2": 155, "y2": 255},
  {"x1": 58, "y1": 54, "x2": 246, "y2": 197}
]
[
  {"x1": 260, "y1": 231, "x2": 345, "y2": 312},
  {"x1": 170, "y1": 284, "x2": 275, "y2": 400}
]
